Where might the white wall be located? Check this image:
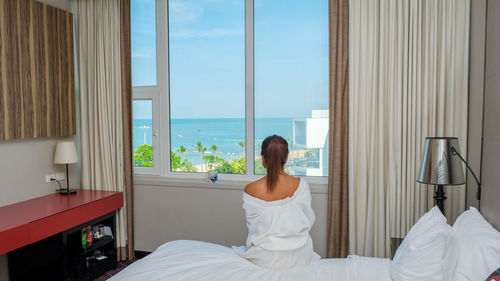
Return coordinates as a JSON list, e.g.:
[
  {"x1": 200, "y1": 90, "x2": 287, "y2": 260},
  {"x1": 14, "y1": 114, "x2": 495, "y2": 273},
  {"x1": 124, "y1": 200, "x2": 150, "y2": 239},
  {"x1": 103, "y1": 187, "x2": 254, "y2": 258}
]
[
  {"x1": 134, "y1": 177, "x2": 329, "y2": 257},
  {"x1": 0, "y1": 137, "x2": 80, "y2": 207}
]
